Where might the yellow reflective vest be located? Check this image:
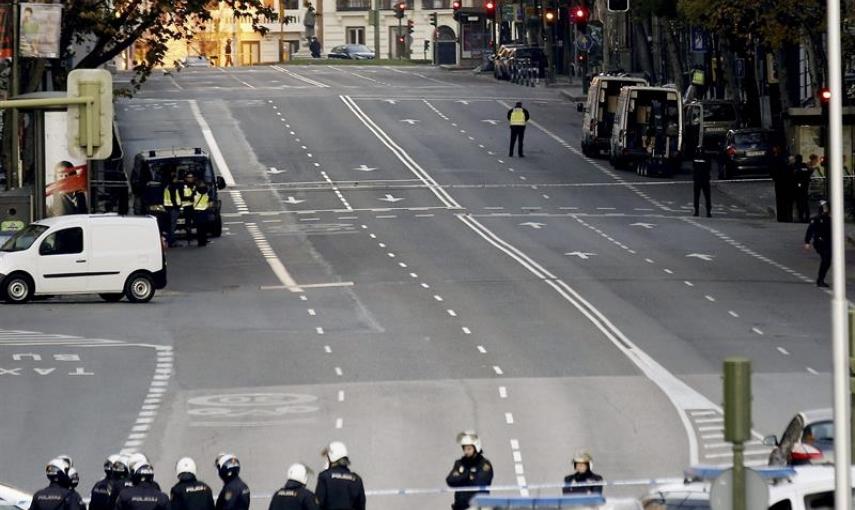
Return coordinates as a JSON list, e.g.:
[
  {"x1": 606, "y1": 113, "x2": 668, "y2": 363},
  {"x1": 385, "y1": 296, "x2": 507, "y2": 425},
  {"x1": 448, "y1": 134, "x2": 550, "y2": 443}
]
[
  {"x1": 509, "y1": 108, "x2": 527, "y2": 126},
  {"x1": 193, "y1": 190, "x2": 210, "y2": 211}
]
